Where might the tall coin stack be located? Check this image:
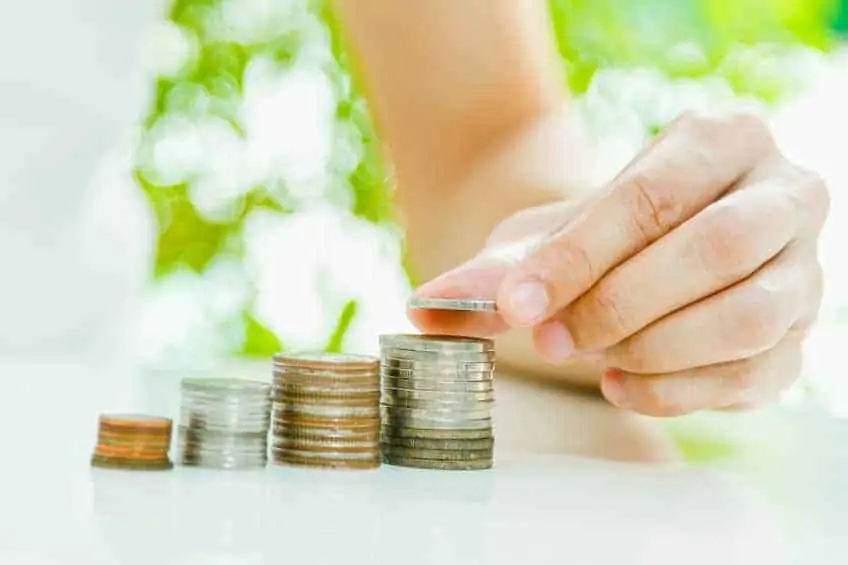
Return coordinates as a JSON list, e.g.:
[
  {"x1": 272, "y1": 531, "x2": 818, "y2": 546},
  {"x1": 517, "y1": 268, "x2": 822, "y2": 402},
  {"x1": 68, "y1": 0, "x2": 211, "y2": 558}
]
[
  {"x1": 379, "y1": 334, "x2": 495, "y2": 470},
  {"x1": 177, "y1": 378, "x2": 272, "y2": 470},
  {"x1": 271, "y1": 353, "x2": 382, "y2": 470}
]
